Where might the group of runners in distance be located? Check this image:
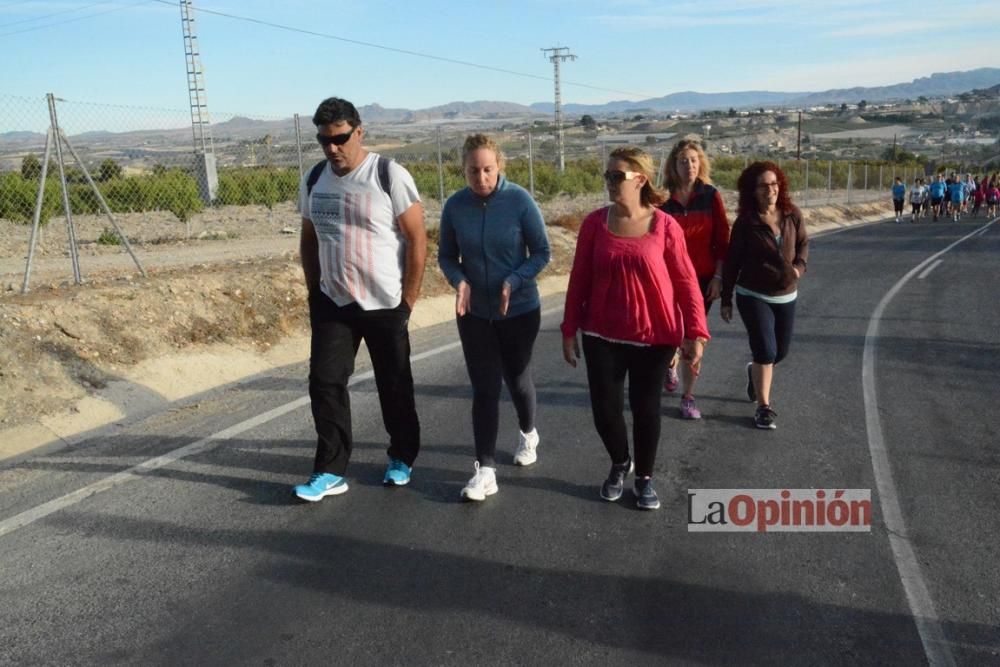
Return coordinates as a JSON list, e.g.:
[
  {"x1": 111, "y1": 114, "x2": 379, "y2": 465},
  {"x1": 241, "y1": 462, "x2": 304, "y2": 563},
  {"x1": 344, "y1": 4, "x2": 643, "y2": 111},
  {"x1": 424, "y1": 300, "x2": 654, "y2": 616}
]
[
  {"x1": 292, "y1": 95, "x2": 808, "y2": 510},
  {"x1": 893, "y1": 171, "x2": 1000, "y2": 223}
]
